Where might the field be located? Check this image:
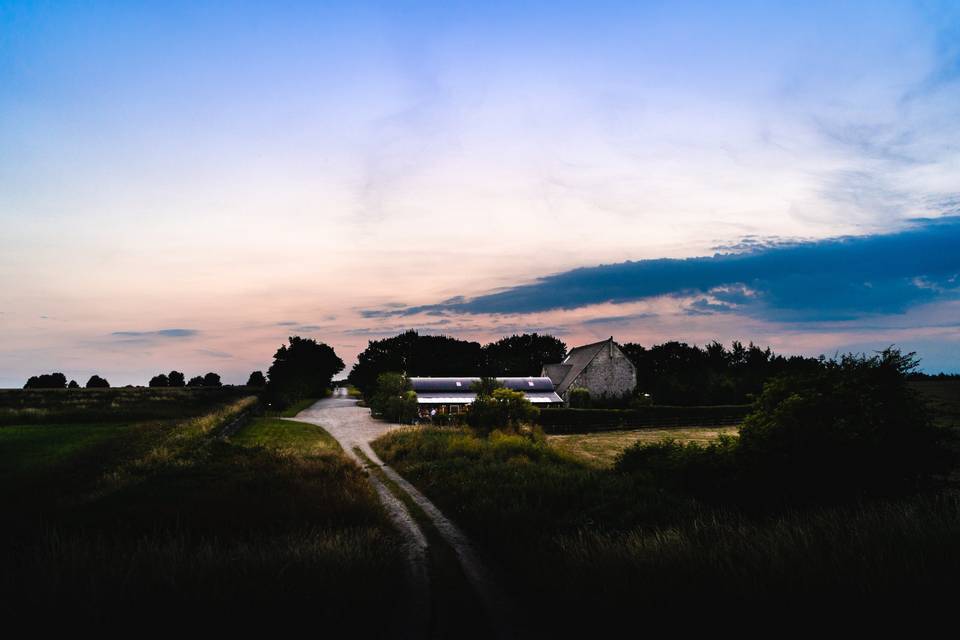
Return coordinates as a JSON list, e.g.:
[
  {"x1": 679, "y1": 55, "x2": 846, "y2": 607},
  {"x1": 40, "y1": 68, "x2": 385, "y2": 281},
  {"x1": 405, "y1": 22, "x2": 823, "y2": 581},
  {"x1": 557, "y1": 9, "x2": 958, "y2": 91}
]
[
  {"x1": 0, "y1": 390, "x2": 405, "y2": 630},
  {"x1": 910, "y1": 379, "x2": 960, "y2": 428},
  {"x1": 548, "y1": 425, "x2": 739, "y2": 467},
  {"x1": 0, "y1": 386, "x2": 252, "y2": 425},
  {"x1": 372, "y1": 421, "x2": 960, "y2": 632}
]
